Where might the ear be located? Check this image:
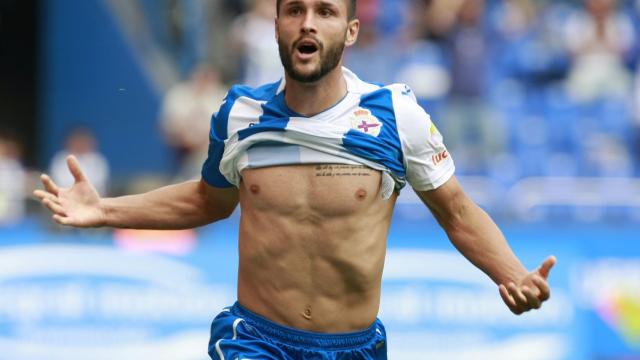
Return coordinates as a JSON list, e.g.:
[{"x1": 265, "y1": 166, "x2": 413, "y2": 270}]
[
  {"x1": 274, "y1": 17, "x2": 280, "y2": 42},
  {"x1": 345, "y1": 19, "x2": 360, "y2": 47}
]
